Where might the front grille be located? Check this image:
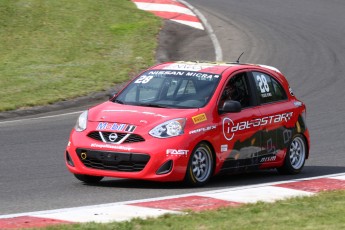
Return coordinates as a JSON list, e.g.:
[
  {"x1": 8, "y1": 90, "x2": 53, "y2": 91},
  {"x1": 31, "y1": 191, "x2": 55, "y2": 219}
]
[
  {"x1": 76, "y1": 149, "x2": 150, "y2": 172},
  {"x1": 87, "y1": 131, "x2": 145, "y2": 144}
]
